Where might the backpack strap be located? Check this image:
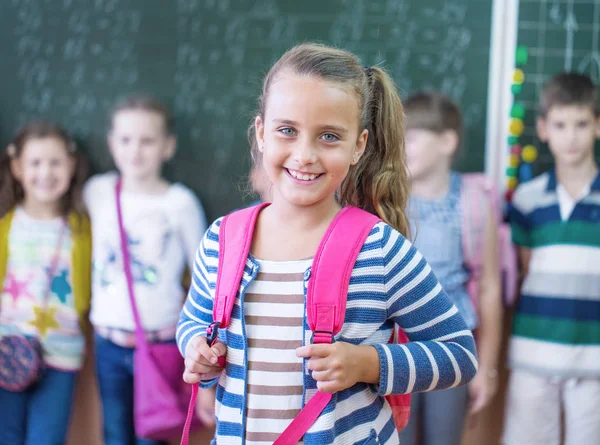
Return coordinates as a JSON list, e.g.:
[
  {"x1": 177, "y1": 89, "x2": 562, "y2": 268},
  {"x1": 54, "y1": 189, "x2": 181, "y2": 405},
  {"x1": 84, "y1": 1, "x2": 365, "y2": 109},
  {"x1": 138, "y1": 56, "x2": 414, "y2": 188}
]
[
  {"x1": 274, "y1": 207, "x2": 380, "y2": 445},
  {"x1": 460, "y1": 173, "x2": 500, "y2": 309},
  {"x1": 211, "y1": 203, "x2": 269, "y2": 333},
  {"x1": 181, "y1": 203, "x2": 268, "y2": 445},
  {"x1": 307, "y1": 206, "x2": 381, "y2": 342}
]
